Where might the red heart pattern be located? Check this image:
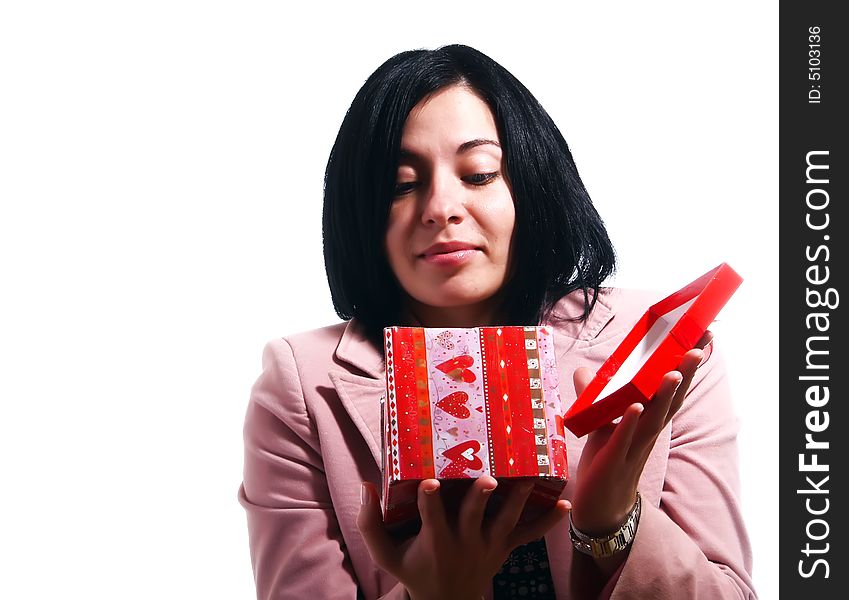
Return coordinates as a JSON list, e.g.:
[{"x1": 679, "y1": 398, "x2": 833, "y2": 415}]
[
  {"x1": 439, "y1": 439, "x2": 483, "y2": 477},
  {"x1": 436, "y1": 392, "x2": 471, "y2": 419},
  {"x1": 435, "y1": 355, "x2": 476, "y2": 383}
]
